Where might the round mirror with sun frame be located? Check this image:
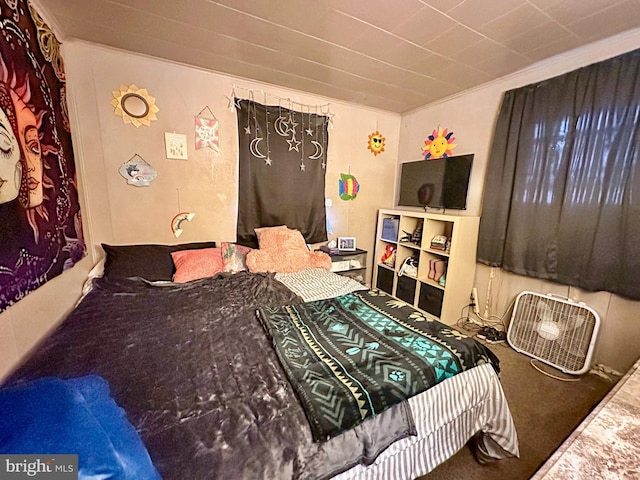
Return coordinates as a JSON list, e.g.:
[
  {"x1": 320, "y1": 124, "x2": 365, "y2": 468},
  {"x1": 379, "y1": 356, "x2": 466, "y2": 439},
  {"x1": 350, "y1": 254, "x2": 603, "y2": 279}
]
[{"x1": 111, "y1": 84, "x2": 159, "y2": 128}]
